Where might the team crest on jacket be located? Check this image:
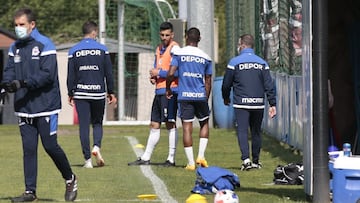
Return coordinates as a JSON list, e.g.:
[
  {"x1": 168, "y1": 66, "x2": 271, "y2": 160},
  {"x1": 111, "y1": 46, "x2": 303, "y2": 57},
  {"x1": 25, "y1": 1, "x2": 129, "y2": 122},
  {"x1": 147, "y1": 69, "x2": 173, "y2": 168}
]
[{"x1": 32, "y1": 46, "x2": 40, "y2": 56}]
